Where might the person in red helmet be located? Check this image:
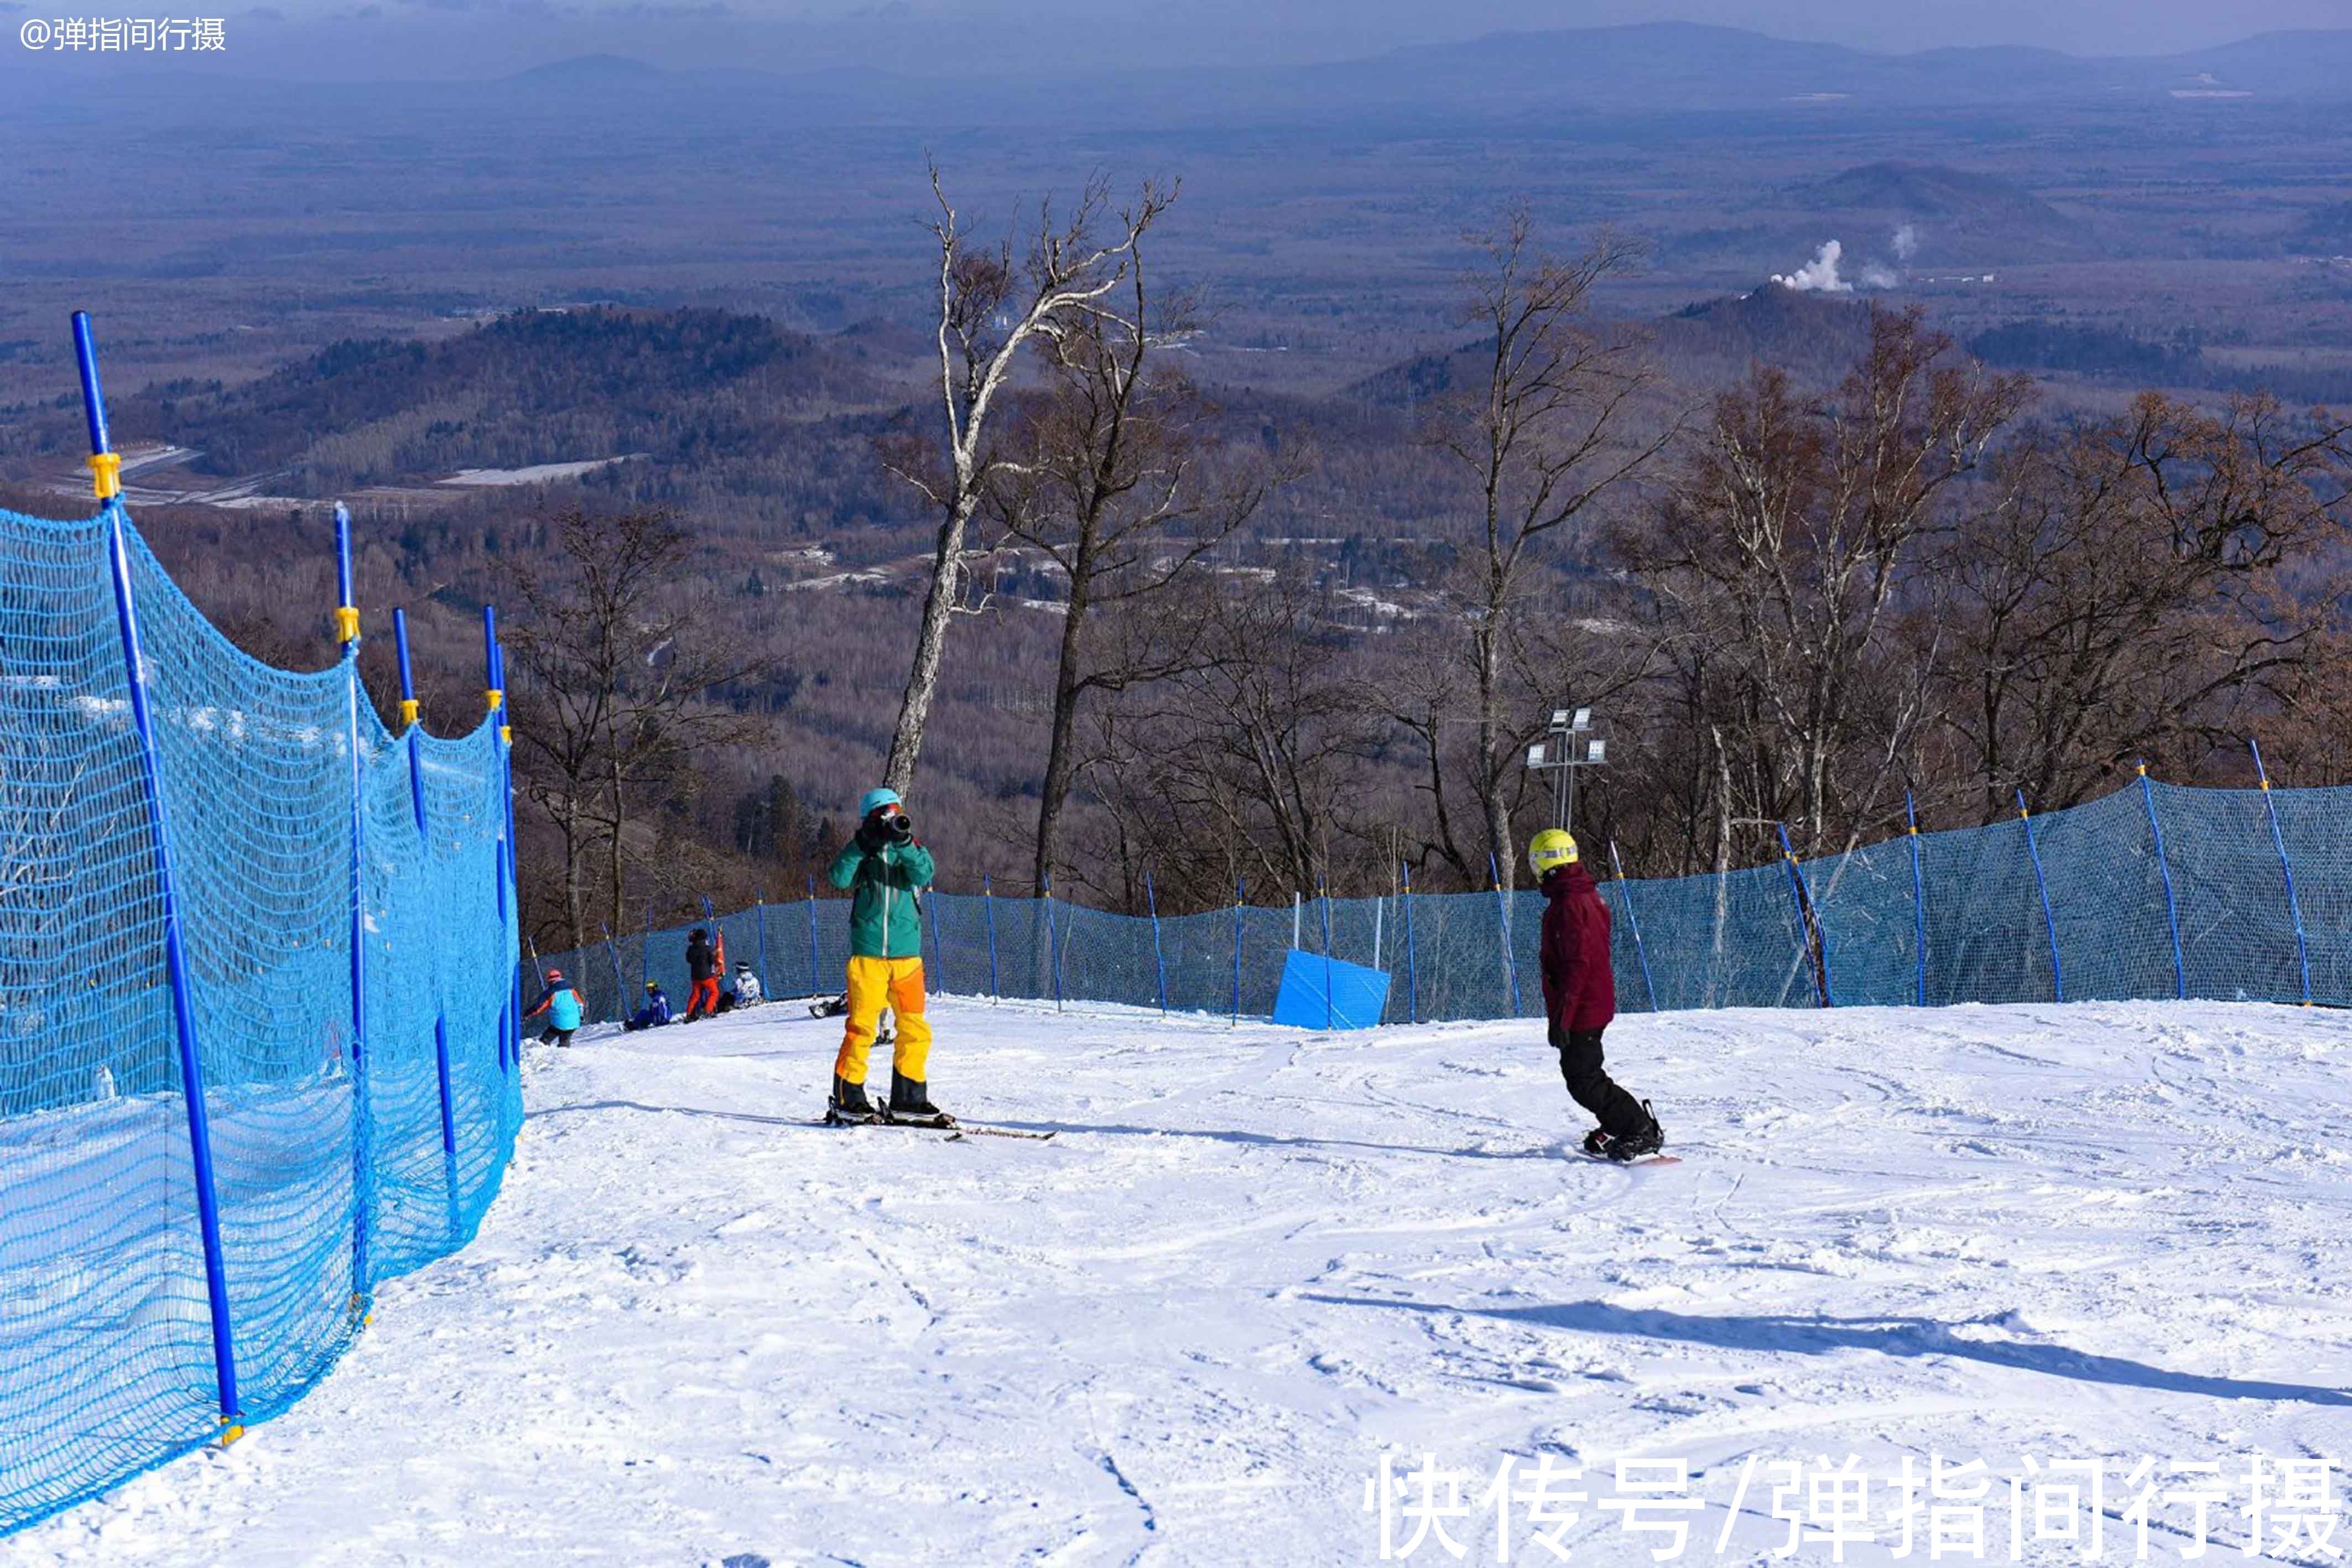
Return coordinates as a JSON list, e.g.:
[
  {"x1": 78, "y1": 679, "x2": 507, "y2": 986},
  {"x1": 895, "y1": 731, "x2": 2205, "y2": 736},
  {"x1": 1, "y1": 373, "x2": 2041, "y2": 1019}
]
[{"x1": 524, "y1": 968, "x2": 586, "y2": 1049}]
